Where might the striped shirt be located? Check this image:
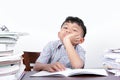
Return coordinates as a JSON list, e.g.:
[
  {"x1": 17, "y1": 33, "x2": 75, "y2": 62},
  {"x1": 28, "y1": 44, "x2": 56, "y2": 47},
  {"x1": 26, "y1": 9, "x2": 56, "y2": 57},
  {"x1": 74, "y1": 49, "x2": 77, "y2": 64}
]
[{"x1": 36, "y1": 40, "x2": 85, "y2": 68}]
